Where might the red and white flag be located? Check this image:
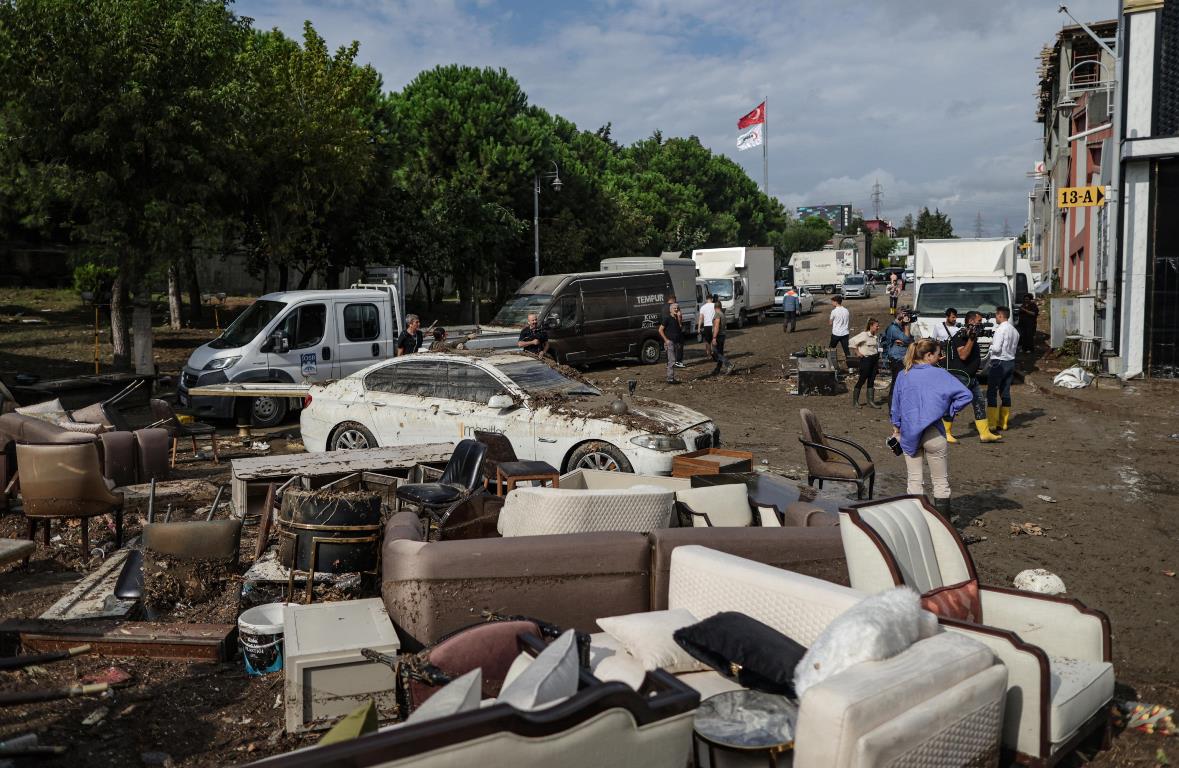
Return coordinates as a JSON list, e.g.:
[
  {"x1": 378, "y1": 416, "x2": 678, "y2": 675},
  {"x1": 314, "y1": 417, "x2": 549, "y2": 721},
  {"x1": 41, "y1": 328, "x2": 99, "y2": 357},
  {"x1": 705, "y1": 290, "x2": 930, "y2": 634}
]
[{"x1": 737, "y1": 101, "x2": 765, "y2": 129}]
